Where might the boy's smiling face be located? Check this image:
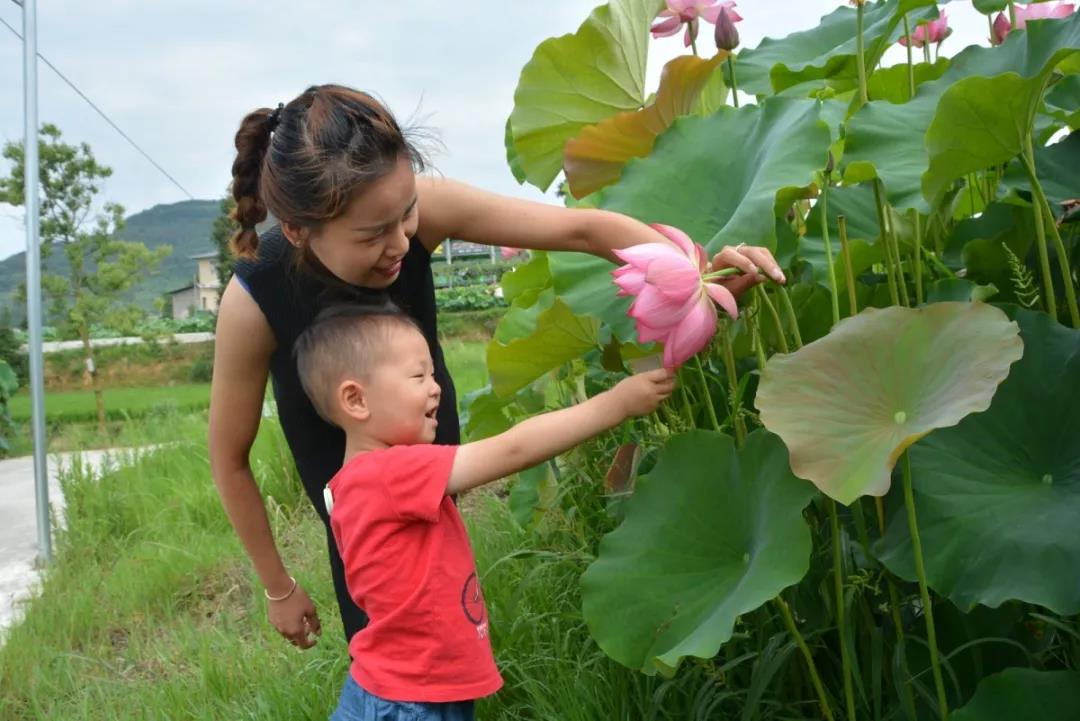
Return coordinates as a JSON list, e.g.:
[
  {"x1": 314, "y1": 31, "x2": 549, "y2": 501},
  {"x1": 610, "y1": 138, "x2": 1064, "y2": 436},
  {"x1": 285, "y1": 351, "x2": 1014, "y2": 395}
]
[{"x1": 353, "y1": 325, "x2": 442, "y2": 447}]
